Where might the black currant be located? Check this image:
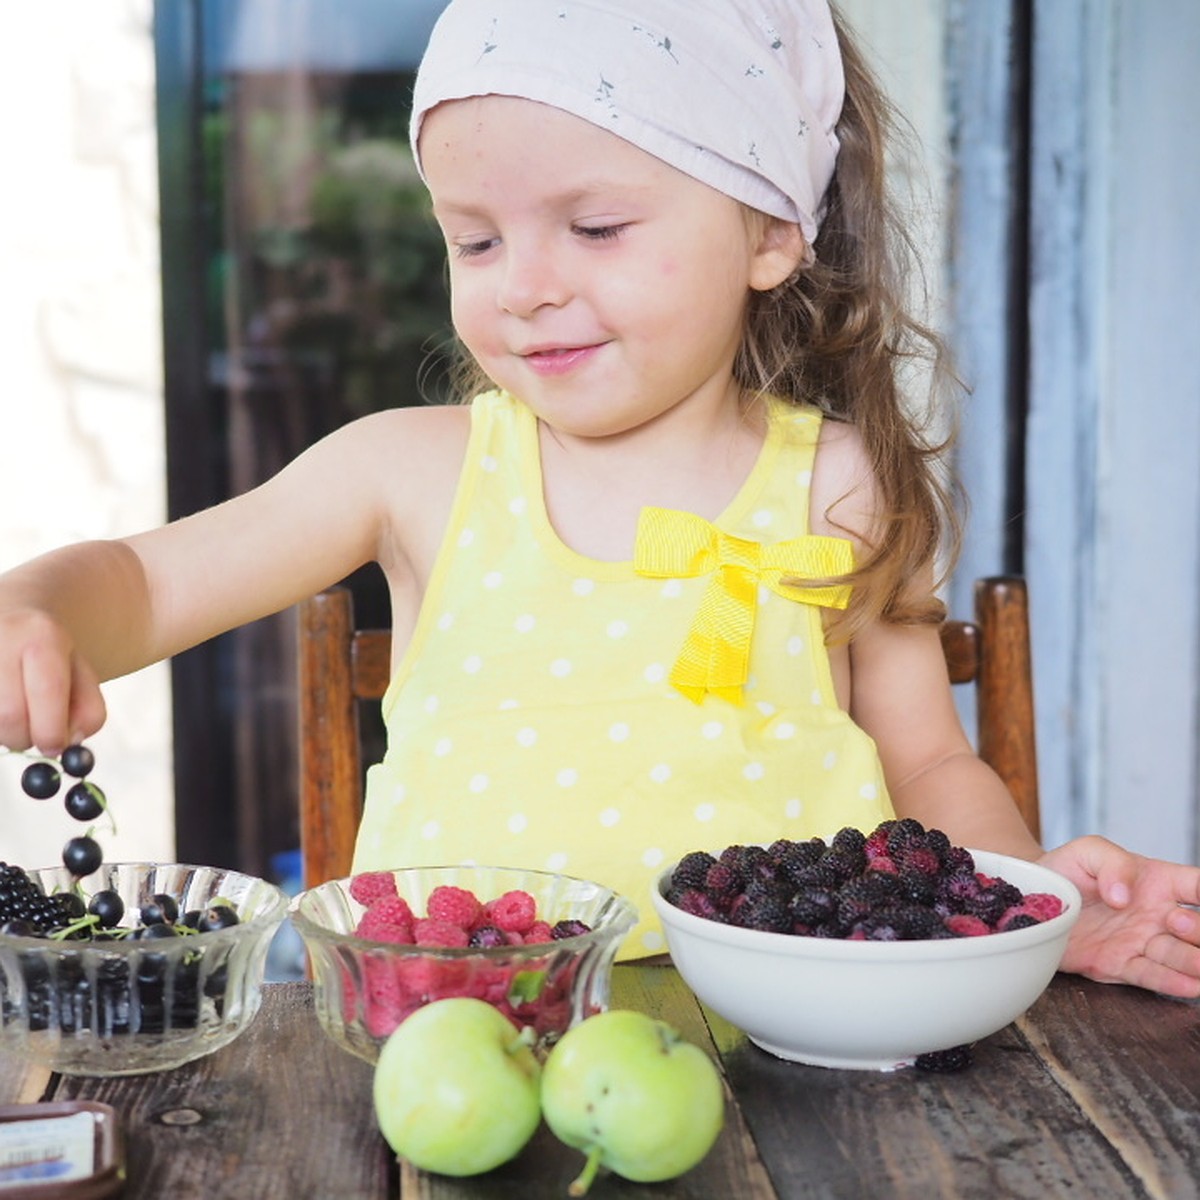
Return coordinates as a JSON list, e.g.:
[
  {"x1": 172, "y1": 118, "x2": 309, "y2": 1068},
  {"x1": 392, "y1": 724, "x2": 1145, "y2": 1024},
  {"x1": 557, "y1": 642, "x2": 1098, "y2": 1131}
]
[
  {"x1": 1, "y1": 918, "x2": 35, "y2": 937},
  {"x1": 21, "y1": 761, "x2": 61, "y2": 800},
  {"x1": 139, "y1": 894, "x2": 179, "y2": 927},
  {"x1": 55, "y1": 891, "x2": 87, "y2": 920},
  {"x1": 198, "y1": 904, "x2": 240, "y2": 932},
  {"x1": 88, "y1": 889, "x2": 125, "y2": 929},
  {"x1": 62, "y1": 835, "x2": 103, "y2": 878},
  {"x1": 60, "y1": 744, "x2": 95, "y2": 779},
  {"x1": 64, "y1": 781, "x2": 105, "y2": 822},
  {"x1": 138, "y1": 922, "x2": 178, "y2": 940}
]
